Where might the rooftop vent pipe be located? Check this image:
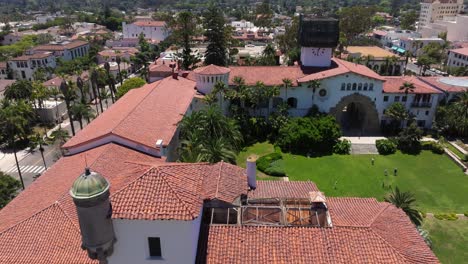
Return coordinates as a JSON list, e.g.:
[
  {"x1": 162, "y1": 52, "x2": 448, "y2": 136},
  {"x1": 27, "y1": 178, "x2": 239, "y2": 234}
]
[{"x1": 246, "y1": 155, "x2": 257, "y2": 190}]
